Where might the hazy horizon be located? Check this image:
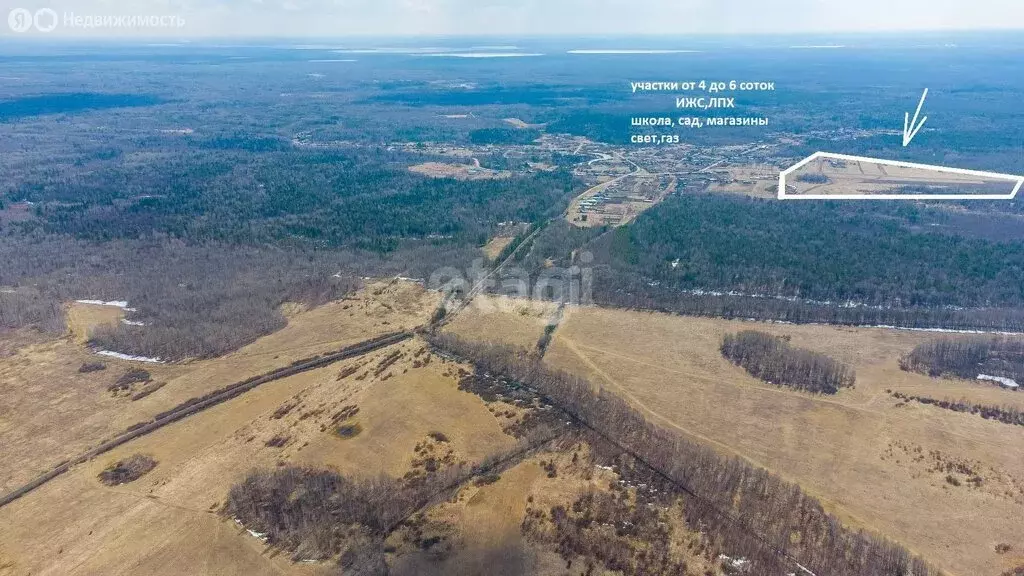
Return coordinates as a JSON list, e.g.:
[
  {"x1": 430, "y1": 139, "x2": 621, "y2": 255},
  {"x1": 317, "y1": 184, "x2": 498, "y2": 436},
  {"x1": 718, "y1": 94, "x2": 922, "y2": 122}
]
[{"x1": 2, "y1": 0, "x2": 1024, "y2": 39}]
